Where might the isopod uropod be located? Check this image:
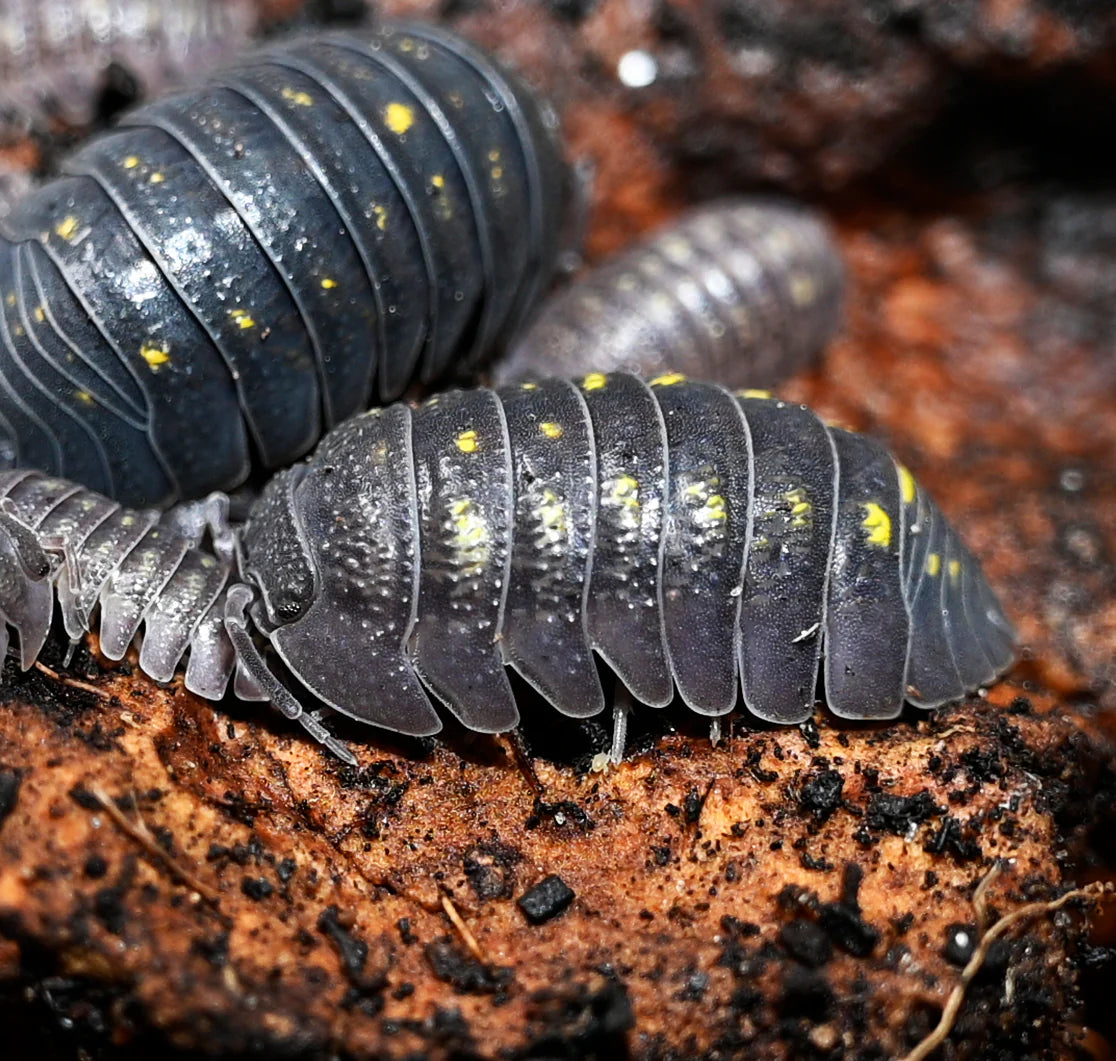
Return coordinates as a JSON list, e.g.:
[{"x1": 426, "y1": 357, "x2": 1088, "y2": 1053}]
[
  {"x1": 0, "y1": 18, "x2": 568, "y2": 507},
  {"x1": 0, "y1": 373, "x2": 1015, "y2": 764}
]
